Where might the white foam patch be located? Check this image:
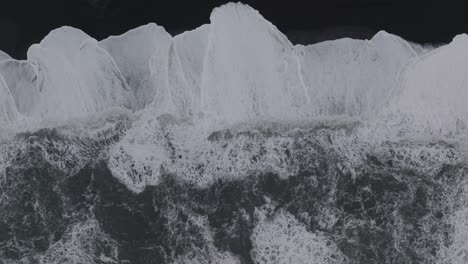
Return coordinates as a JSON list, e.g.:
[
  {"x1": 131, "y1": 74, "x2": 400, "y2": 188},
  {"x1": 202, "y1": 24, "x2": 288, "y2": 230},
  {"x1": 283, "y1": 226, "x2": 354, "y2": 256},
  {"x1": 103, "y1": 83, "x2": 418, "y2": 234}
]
[
  {"x1": 34, "y1": 220, "x2": 118, "y2": 264},
  {"x1": 155, "y1": 42, "x2": 192, "y2": 117},
  {"x1": 39, "y1": 26, "x2": 91, "y2": 54},
  {"x1": 380, "y1": 34, "x2": 468, "y2": 137},
  {"x1": 26, "y1": 27, "x2": 134, "y2": 121},
  {"x1": 0, "y1": 50, "x2": 11, "y2": 61},
  {"x1": 297, "y1": 31, "x2": 415, "y2": 117},
  {"x1": 109, "y1": 114, "x2": 304, "y2": 192},
  {"x1": 0, "y1": 109, "x2": 132, "y2": 184},
  {"x1": 440, "y1": 208, "x2": 468, "y2": 264},
  {"x1": 100, "y1": 24, "x2": 172, "y2": 109},
  {"x1": 0, "y1": 59, "x2": 39, "y2": 116},
  {"x1": 251, "y1": 206, "x2": 345, "y2": 264},
  {"x1": 172, "y1": 25, "x2": 210, "y2": 116},
  {"x1": 1, "y1": 2, "x2": 464, "y2": 140},
  {"x1": 170, "y1": 212, "x2": 241, "y2": 264},
  {"x1": 0, "y1": 74, "x2": 19, "y2": 125},
  {"x1": 436, "y1": 170, "x2": 468, "y2": 264},
  {"x1": 200, "y1": 3, "x2": 309, "y2": 124},
  {"x1": 0, "y1": 3, "x2": 466, "y2": 140}
]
